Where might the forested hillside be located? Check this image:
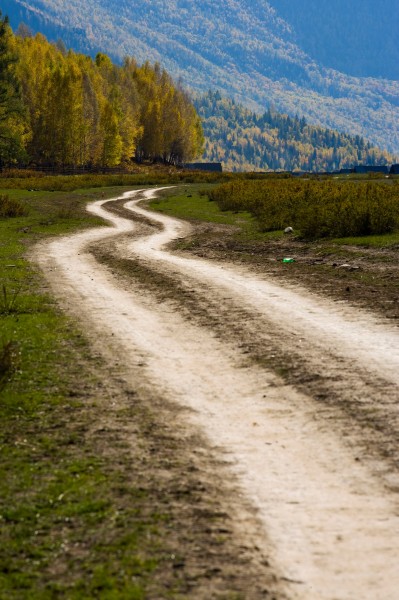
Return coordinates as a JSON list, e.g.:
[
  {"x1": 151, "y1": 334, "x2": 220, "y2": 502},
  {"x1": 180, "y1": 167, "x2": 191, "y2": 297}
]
[
  {"x1": 0, "y1": 15, "x2": 203, "y2": 169},
  {"x1": 196, "y1": 92, "x2": 393, "y2": 172},
  {"x1": 270, "y1": 0, "x2": 399, "y2": 80},
  {"x1": 2, "y1": 0, "x2": 399, "y2": 156}
]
